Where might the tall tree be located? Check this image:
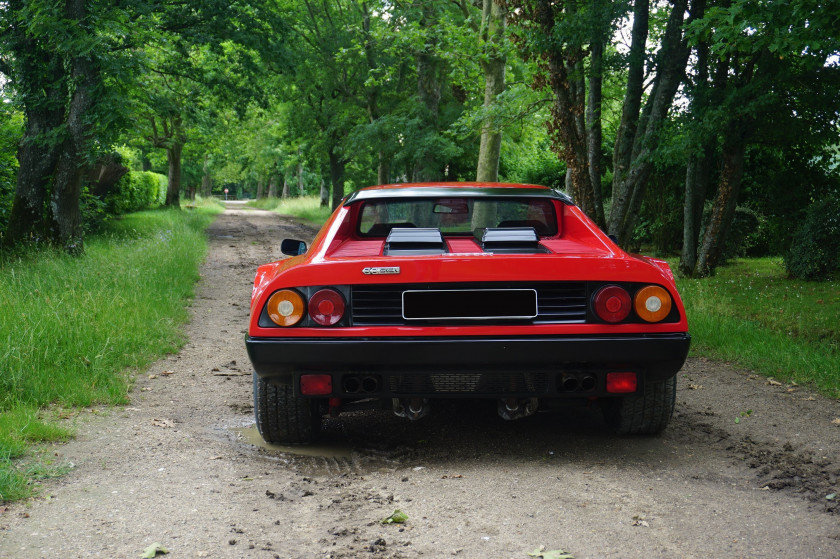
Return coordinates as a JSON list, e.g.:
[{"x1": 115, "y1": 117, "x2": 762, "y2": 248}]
[
  {"x1": 473, "y1": 0, "x2": 508, "y2": 183},
  {"x1": 413, "y1": 1, "x2": 446, "y2": 182},
  {"x1": 684, "y1": 0, "x2": 840, "y2": 276},
  {"x1": 507, "y1": 0, "x2": 596, "y2": 218},
  {"x1": 607, "y1": 0, "x2": 693, "y2": 246},
  {"x1": 1, "y1": 0, "x2": 67, "y2": 247}
]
